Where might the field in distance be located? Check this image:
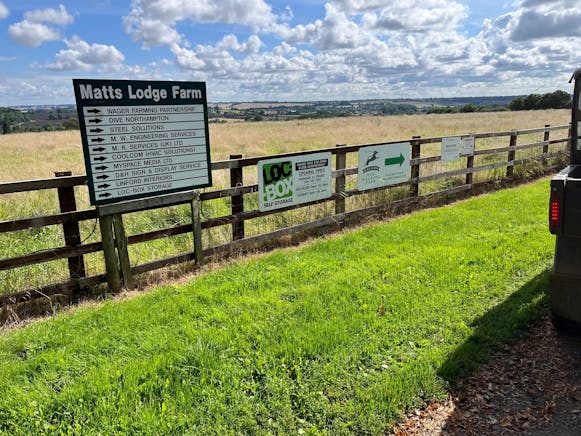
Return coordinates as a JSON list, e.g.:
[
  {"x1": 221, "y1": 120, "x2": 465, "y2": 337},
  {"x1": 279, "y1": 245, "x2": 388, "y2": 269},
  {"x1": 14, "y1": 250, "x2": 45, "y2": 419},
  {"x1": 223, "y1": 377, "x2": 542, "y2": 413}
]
[{"x1": 0, "y1": 109, "x2": 569, "y2": 183}]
